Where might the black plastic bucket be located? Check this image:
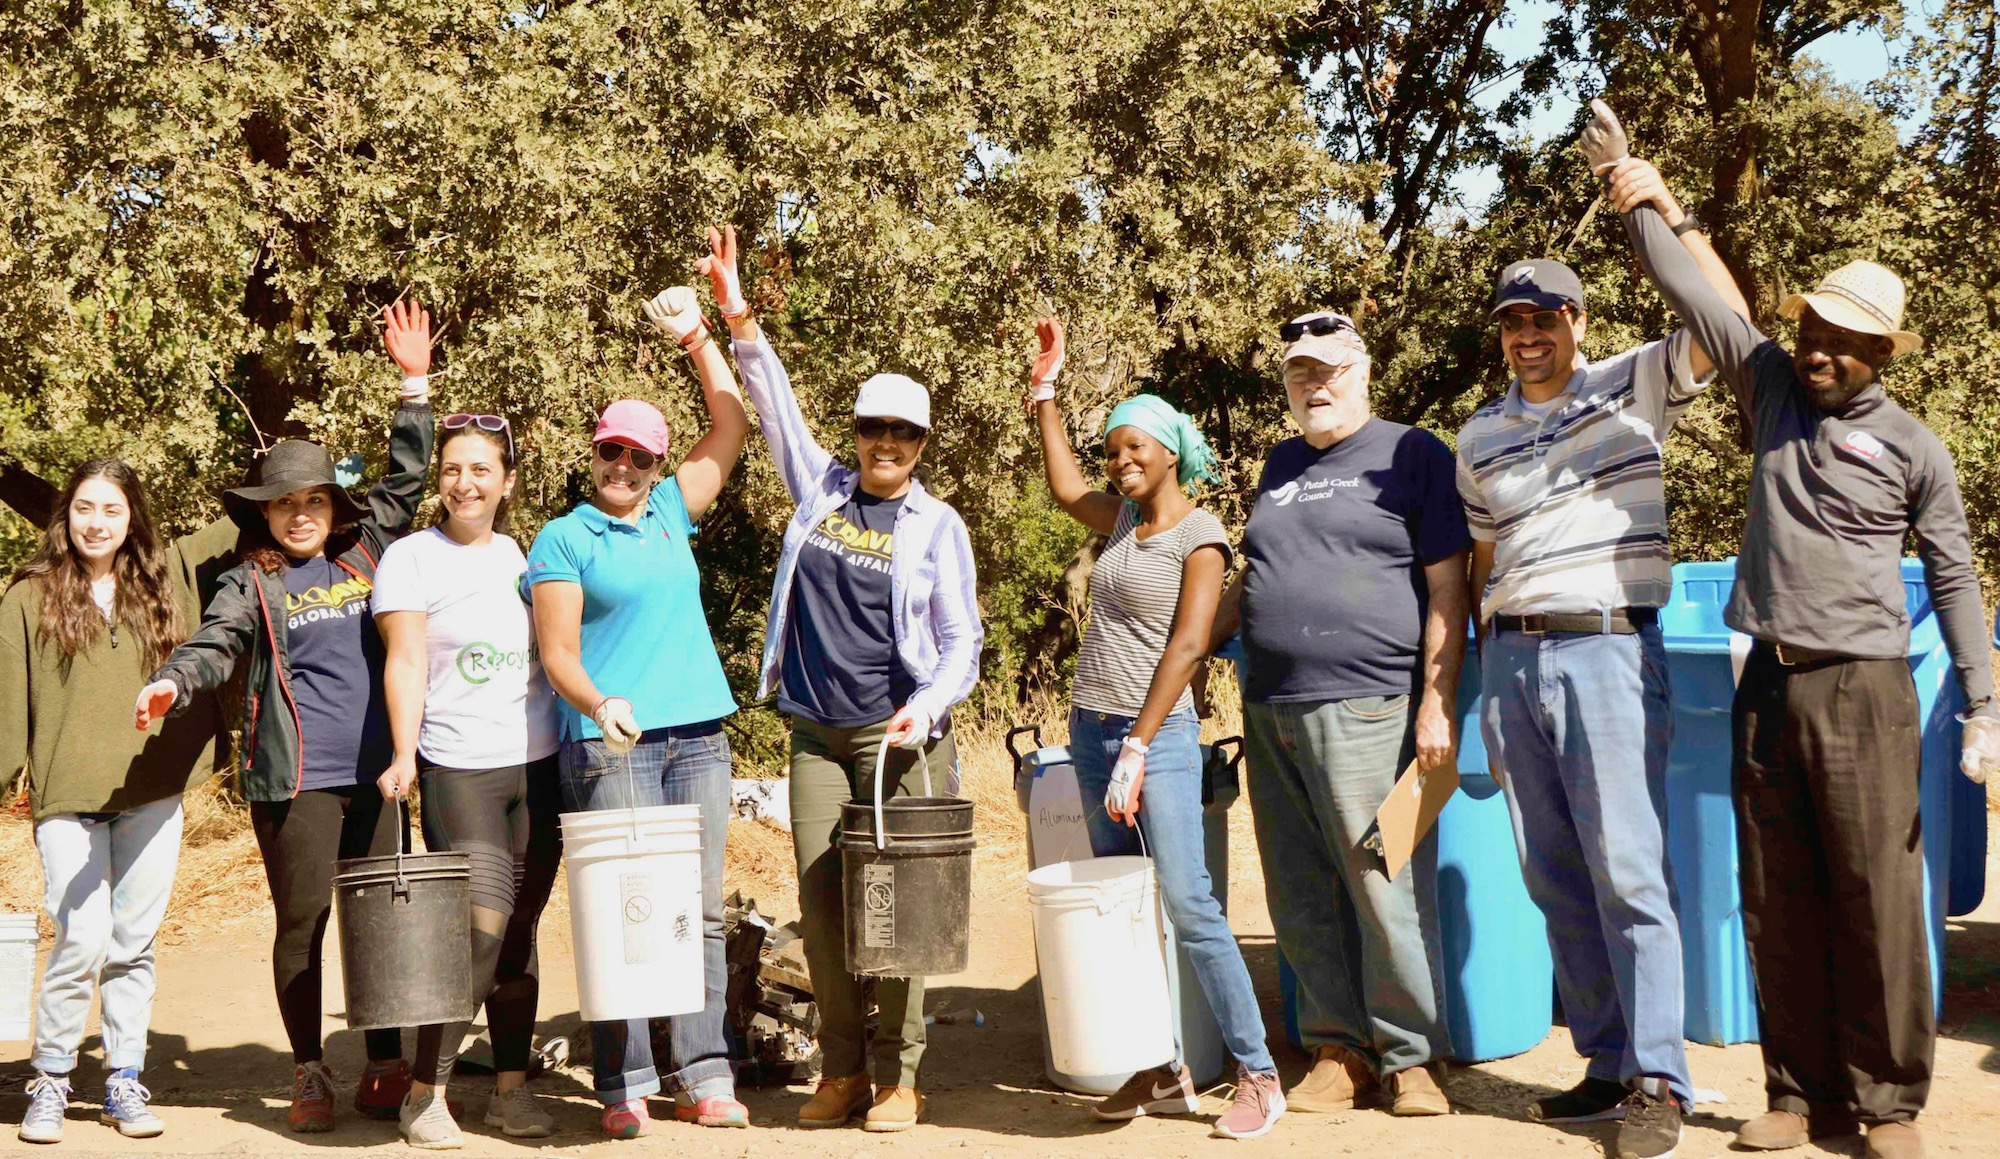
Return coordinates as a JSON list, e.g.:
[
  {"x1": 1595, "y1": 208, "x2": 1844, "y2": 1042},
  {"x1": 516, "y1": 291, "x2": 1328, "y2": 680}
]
[
  {"x1": 839, "y1": 796, "x2": 975, "y2": 977},
  {"x1": 333, "y1": 851, "x2": 473, "y2": 1030}
]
